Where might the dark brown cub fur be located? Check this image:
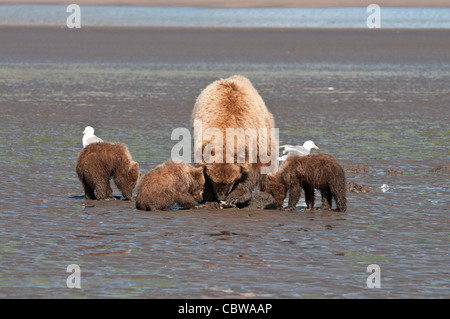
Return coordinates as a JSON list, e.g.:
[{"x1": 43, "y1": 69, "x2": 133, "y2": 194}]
[
  {"x1": 261, "y1": 153, "x2": 347, "y2": 212},
  {"x1": 76, "y1": 142, "x2": 139, "y2": 200}
]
